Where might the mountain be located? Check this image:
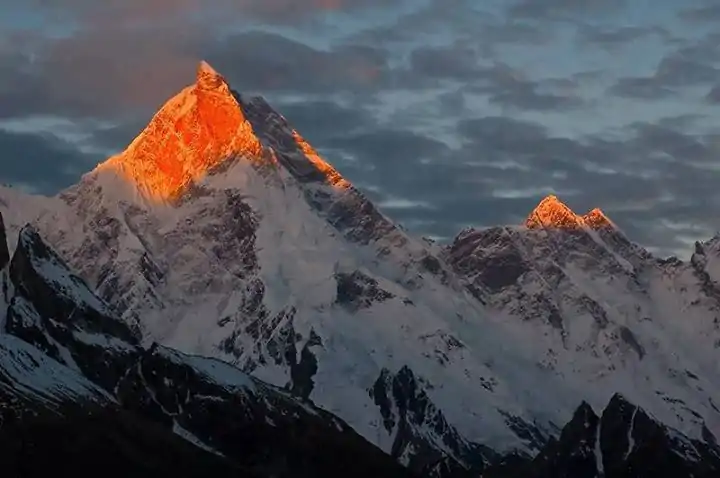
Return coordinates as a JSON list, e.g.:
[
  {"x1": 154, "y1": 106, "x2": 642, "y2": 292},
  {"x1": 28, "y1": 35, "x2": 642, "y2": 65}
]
[
  {"x1": 486, "y1": 394, "x2": 720, "y2": 478},
  {"x1": 3, "y1": 214, "x2": 719, "y2": 478},
  {"x1": 443, "y1": 194, "x2": 720, "y2": 438},
  {"x1": 1, "y1": 61, "x2": 719, "y2": 476},
  {"x1": 0, "y1": 214, "x2": 415, "y2": 477},
  {"x1": 1, "y1": 61, "x2": 566, "y2": 467}
]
